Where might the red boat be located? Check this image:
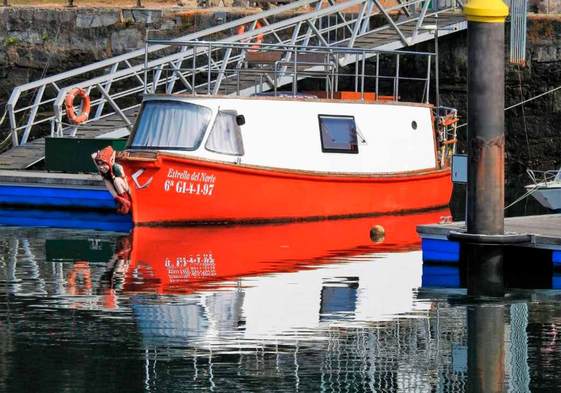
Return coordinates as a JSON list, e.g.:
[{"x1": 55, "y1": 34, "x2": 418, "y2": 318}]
[{"x1": 104, "y1": 95, "x2": 457, "y2": 225}]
